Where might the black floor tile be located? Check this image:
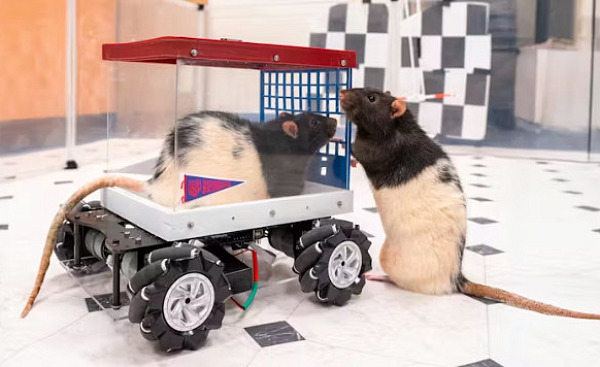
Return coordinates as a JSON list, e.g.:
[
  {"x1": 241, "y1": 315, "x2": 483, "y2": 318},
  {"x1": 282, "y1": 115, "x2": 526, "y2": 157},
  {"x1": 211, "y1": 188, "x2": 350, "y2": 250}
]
[
  {"x1": 3, "y1": 176, "x2": 16, "y2": 180},
  {"x1": 469, "y1": 197, "x2": 492, "y2": 202},
  {"x1": 536, "y1": 161, "x2": 549, "y2": 165},
  {"x1": 544, "y1": 169, "x2": 558, "y2": 173},
  {"x1": 363, "y1": 207, "x2": 378, "y2": 213},
  {"x1": 466, "y1": 244, "x2": 503, "y2": 256},
  {"x1": 576, "y1": 205, "x2": 600, "y2": 212},
  {"x1": 552, "y1": 178, "x2": 569, "y2": 182},
  {"x1": 458, "y1": 358, "x2": 503, "y2": 367},
  {"x1": 0, "y1": 224, "x2": 8, "y2": 230},
  {"x1": 593, "y1": 229, "x2": 600, "y2": 234},
  {"x1": 245, "y1": 321, "x2": 305, "y2": 348},
  {"x1": 0, "y1": 195, "x2": 13, "y2": 200},
  {"x1": 470, "y1": 184, "x2": 490, "y2": 188},
  {"x1": 564, "y1": 190, "x2": 583, "y2": 195},
  {"x1": 471, "y1": 173, "x2": 487, "y2": 177},
  {"x1": 54, "y1": 180, "x2": 74, "y2": 185},
  {"x1": 468, "y1": 217, "x2": 497, "y2": 225},
  {"x1": 84, "y1": 292, "x2": 130, "y2": 312},
  {"x1": 472, "y1": 164, "x2": 487, "y2": 168}
]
